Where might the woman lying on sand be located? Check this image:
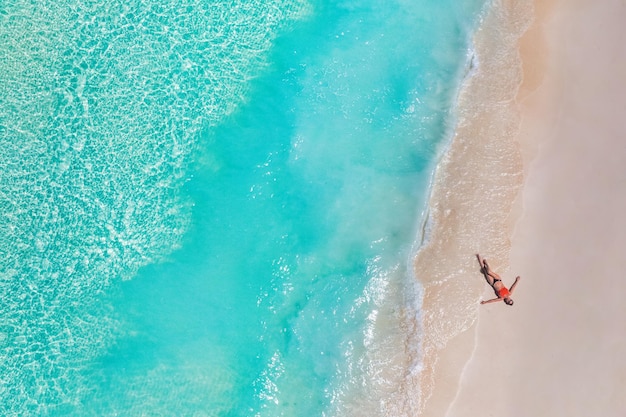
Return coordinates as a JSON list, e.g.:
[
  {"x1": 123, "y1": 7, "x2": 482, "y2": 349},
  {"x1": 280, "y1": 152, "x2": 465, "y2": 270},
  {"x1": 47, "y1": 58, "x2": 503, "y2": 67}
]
[{"x1": 477, "y1": 254, "x2": 520, "y2": 306}]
